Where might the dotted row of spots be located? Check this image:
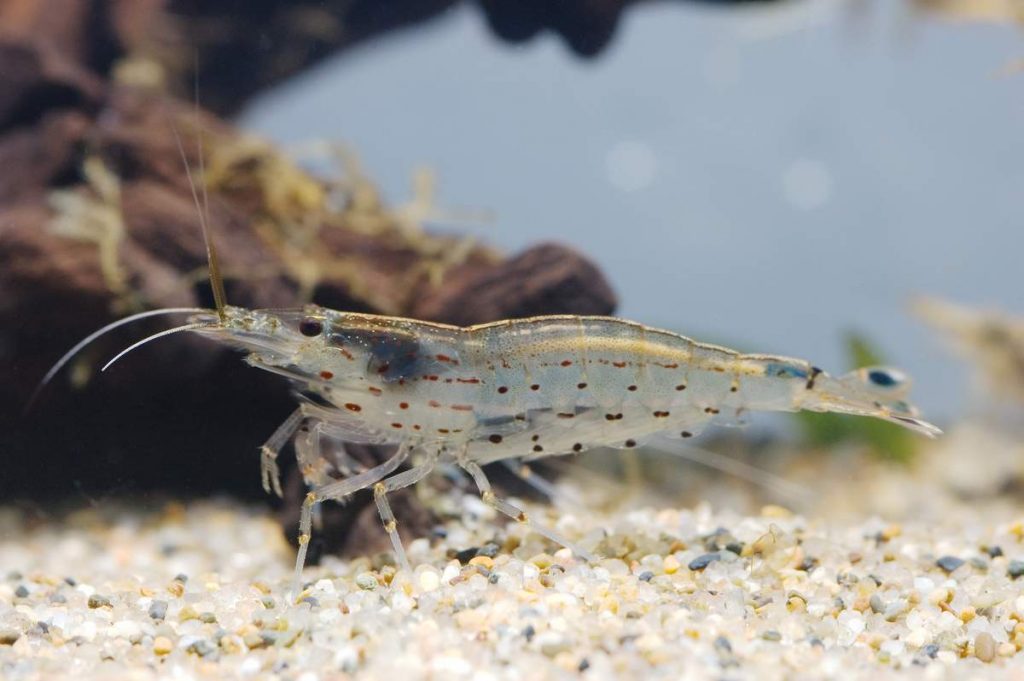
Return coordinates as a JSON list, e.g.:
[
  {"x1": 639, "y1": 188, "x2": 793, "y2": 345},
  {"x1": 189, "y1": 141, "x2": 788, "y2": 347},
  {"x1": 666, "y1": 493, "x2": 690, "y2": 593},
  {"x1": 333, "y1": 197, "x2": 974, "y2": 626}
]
[{"x1": 483, "y1": 432, "x2": 586, "y2": 455}]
